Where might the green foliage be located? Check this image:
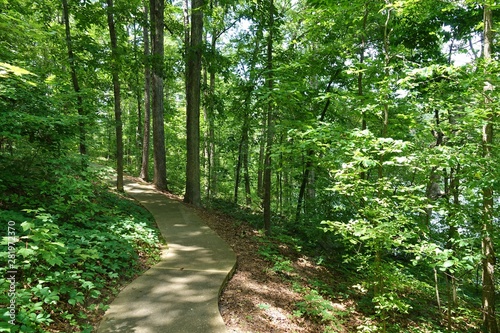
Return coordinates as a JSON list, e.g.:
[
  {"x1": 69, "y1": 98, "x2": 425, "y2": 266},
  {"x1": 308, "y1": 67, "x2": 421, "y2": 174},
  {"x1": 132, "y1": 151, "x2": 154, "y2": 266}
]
[
  {"x1": 295, "y1": 289, "x2": 350, "y2": 324},
  {"x1": 292, "y1": 282, "x2": 356, "y2": 333},
  {"x1": 2, "y1": 0, "x2": 498, "y2": 331},
  {"x1": 0, "y1": 64, "x2": 78, "y2": 154},
  {"x1": 0, "y1": 158, "x2": 161, "y2": 333}
]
